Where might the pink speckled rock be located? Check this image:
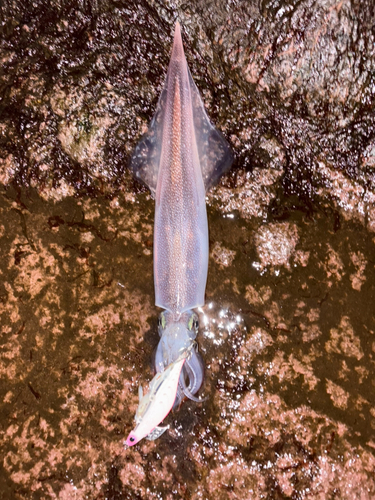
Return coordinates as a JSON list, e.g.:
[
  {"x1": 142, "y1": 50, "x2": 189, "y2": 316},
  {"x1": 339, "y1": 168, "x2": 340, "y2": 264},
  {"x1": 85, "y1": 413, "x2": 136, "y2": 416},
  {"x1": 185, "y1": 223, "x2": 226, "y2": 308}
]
[{"x1": 1, "y1": 2, "x2": 375, "y2": 498}]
